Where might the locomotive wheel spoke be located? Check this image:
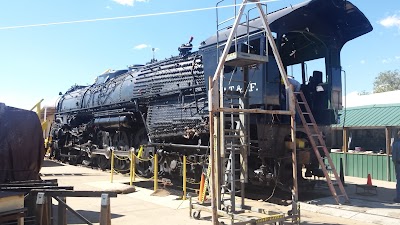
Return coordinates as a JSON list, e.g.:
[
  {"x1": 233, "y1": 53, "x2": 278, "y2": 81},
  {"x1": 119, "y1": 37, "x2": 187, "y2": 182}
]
[
  {"x1": 112, "y1": 131, "x2": 130, "y2": 173},
  {"x1": 131, "y1": 128, "x2": 153, "y2": 177}
]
